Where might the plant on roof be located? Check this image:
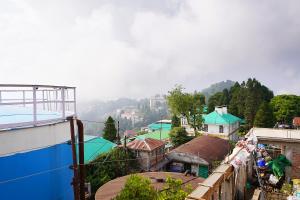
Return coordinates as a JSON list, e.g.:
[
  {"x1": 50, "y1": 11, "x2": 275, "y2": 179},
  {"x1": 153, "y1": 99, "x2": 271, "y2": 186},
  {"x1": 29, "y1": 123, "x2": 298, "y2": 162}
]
[
  {"x1": 113, "y1": 175, "x2": 158, "y2": 200},
  {"x1": 158, "y1": 177, "x2": 192, "y2": 200}
]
